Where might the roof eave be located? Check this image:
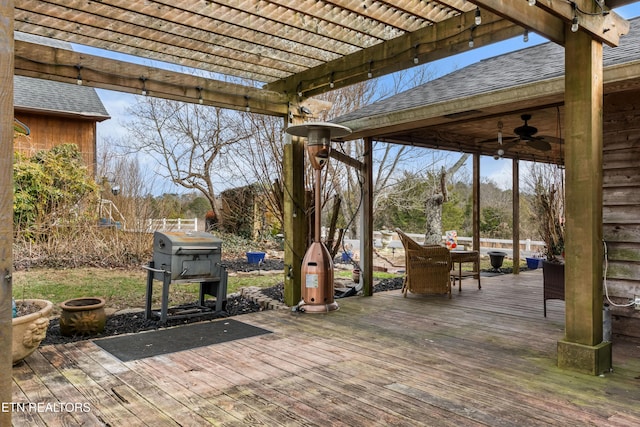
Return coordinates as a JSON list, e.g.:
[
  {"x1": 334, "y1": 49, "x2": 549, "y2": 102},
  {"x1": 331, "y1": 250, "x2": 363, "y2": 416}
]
[
  {"x1": 14, "y1": 105, "x2": 111, "y2": 122},
  {"x1": 336, "y1": 59, "x2": 640, "y2": 142}
]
